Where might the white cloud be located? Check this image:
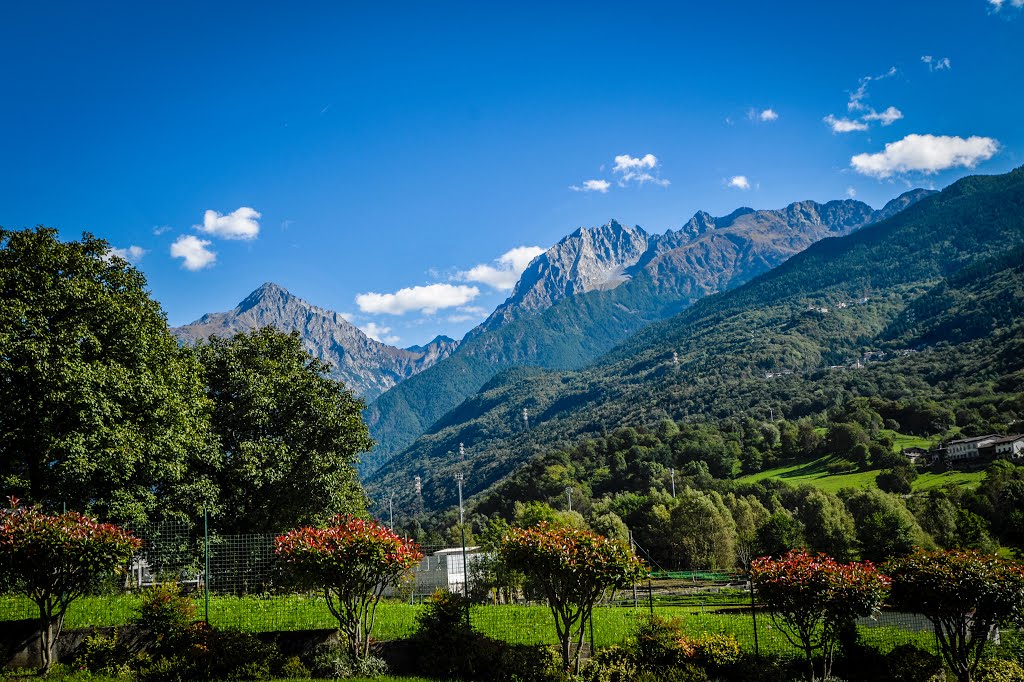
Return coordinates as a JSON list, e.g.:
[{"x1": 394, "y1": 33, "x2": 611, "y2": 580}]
[
  {"x1": 848, "y1": 67, "x2": 897, "y2": 112},
  {"x1": 727, "y1": 175, "x2": 751, "y2": 190},
  {"x1": 108, "y1": 245, "x2": 146, "y2": 264},
  {"x1": 457, "y1": 246, "x2": 545, "y2": 291},
  {"x1": 613, "y1": 153, "x2": 658, "y2": 171},
  {"x1": 846, "y1": 187, "x2": 857, "y2": 199},
  {"x1": 989, "y1": 0, "x2": 1024, "y2": 9},
  {"x1": 824, "y1": 115, "x2": 869, "y2": 133},
  {"x1": 612, "y1": 153, "x2": 670, "y2": 187},
  {"x1": 356, "y1": 283, "x2": 480, "y2": 315},
  {"x1": 152, "y1": 225, "x2": 172, "y2": 236},
  {"x1": 862, "y1": 106, "x2": 904, "y2": 126},
  {"x1": 921, "y1": 55, "x2": 951, "y2": 71},
  {"x1": 195, "y1": 207, "x2": 261, "y2": 240},
  {"x1": 447, "y1": 307, "x2": 489, "y2": 323},
  {"x1": 570, "y1": 179, "x2": 611, "y2": 193},
  {"x1": 759, "y1": 108, "x2": 779, "y2": 122},
  {"x1": 359, "y1": 322, "x2": 400, "y2": 344},
  {"x1": 170, "y1": 235, "x2": 217, "y2": 270},
  {"x1": 851, "y1": 134, "x2": 1000, "y2": 178}
]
